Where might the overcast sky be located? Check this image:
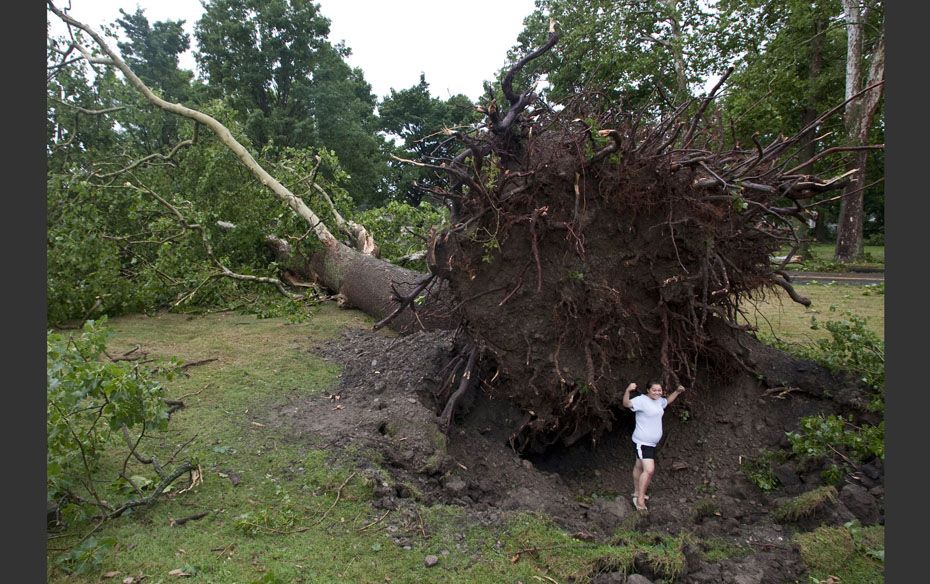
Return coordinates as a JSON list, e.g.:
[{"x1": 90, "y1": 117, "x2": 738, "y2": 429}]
[{"x1": 48, "y1": 0, "x2": 538, "y2": 101}]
